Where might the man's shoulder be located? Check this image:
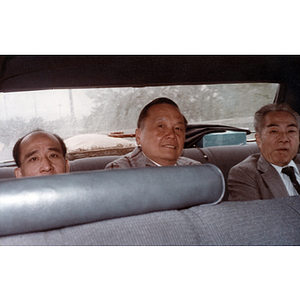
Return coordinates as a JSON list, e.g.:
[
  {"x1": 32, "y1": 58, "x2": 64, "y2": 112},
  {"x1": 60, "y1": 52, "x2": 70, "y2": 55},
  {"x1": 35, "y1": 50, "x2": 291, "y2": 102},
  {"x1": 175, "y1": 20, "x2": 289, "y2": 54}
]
[
  {"x1": 177, "y1": 156, "x2": 201, "y2": 165},
  {"x1": 230, "y1": 153, "x2": 261, "y2": 172},
  {"x1": 105, "y1": 146, "x2": 146, "y2": 169}
]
